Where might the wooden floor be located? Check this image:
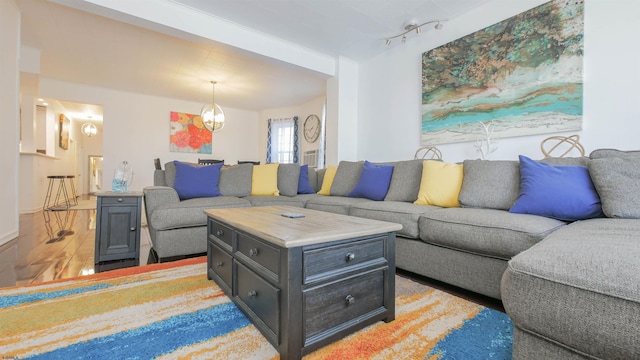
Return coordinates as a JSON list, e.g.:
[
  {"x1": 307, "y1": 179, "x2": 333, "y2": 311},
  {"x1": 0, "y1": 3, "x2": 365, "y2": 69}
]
[
  {"x1": 0, "y1": 201, "x2": 503, "y2": 312},
  {"x1": 0, "y1": 197, "x2": 151, "y2": 289}
]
